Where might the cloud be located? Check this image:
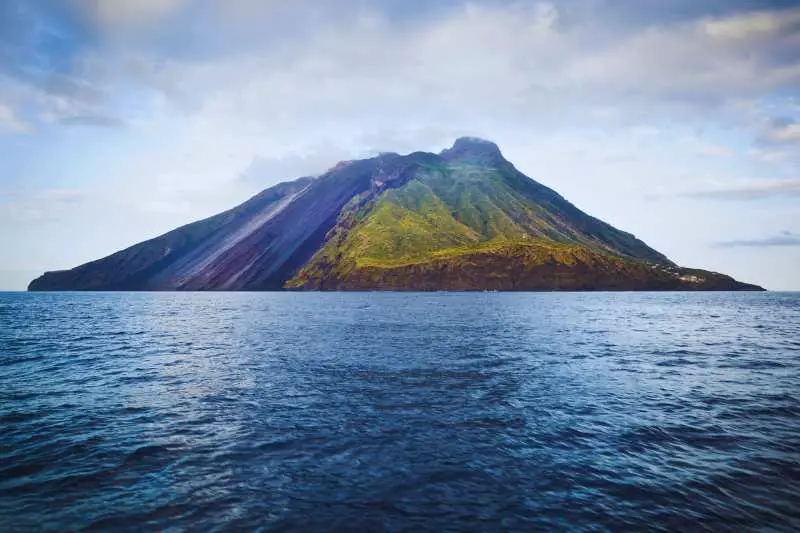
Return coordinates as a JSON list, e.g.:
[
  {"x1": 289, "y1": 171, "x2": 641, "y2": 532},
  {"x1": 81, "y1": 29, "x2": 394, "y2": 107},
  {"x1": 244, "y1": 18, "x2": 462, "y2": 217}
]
[
  {"x1": 715, "y1": 232, "x2": 800, "y2": 247},
  {"x1": 0, "y1": 103, "x2": 29, "y2": 132},
  {"x1": 115, "y1": 2, "x2": 798, "y2": 138},
  {"x1": 34, "y1": 189, "x2": 87, "y2": 204},
  {"x1": 0, "y1": 64, "x2": 117, "y2": 131},
  {"x1": 748, "y1": 147, "x2": 794, "y2": 163},
  {"x1": 0, "y1": 1, "x2": 798, "y2": 144},
  {"x1": 683, "y1": 178, "x2": 800, "y2": 200},
  {"x1": 23, "y1": 0, "x2": 791, "y2": 234},
  {"x1": 239, "y1": 144, "x2": 355, "y2": 186},
  {"x1": 686, "y1": 138, "x2": 733, "y2": 157},
  {"x1": 703, "y1": 8, "x2": 800, "y2": 40},
  {"x1": 59, "y1": 114, "x2": 126, "y2": 127},
  {"x1": 759, "y1": 116, "x2": 800, "y2": 145},
  {"x1": 71, "y1": 0, "x2": 186, "y2": 31},
  {"x1": 0, "y1": 188, "x2": 87, "y2": 222},
  {"x1": 562, "y1": 6, "x2": 800, "y2": 109}
]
